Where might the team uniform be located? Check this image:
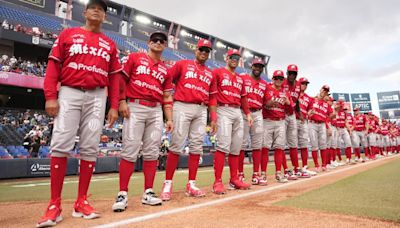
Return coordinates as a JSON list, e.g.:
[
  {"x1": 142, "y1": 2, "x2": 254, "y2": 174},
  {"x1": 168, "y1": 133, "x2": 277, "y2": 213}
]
[
  {"x1": 335, "y1": 108, "x2": 353, "y2": 163},
  {"x1": 212, "y1": 55, "x2": 252, "y2": 194},
  {"x1": 39, "y1": 25, "x2": 122, "y2": 226},
  {"x1": 113, "y1": 51, "x2": 173, "y2": 210},
  {"x1": 239, "y1": 73, "x2": 268, "y2": 185},
  {"x1": 351, "y1": 112, "x2": 368, "y2": 161},
  {"x1": 160, "y1": 43, "x2": 217, "y2": 200},
  {"x1": 380, "y1": 122, "x2": 390, "y2": 154},
  {"x1": 366, "y1": 115, "x2": 378, "y2": 159},
  {"x1": 308, "y1": 96, "x2": 333, "y2": 170}
]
